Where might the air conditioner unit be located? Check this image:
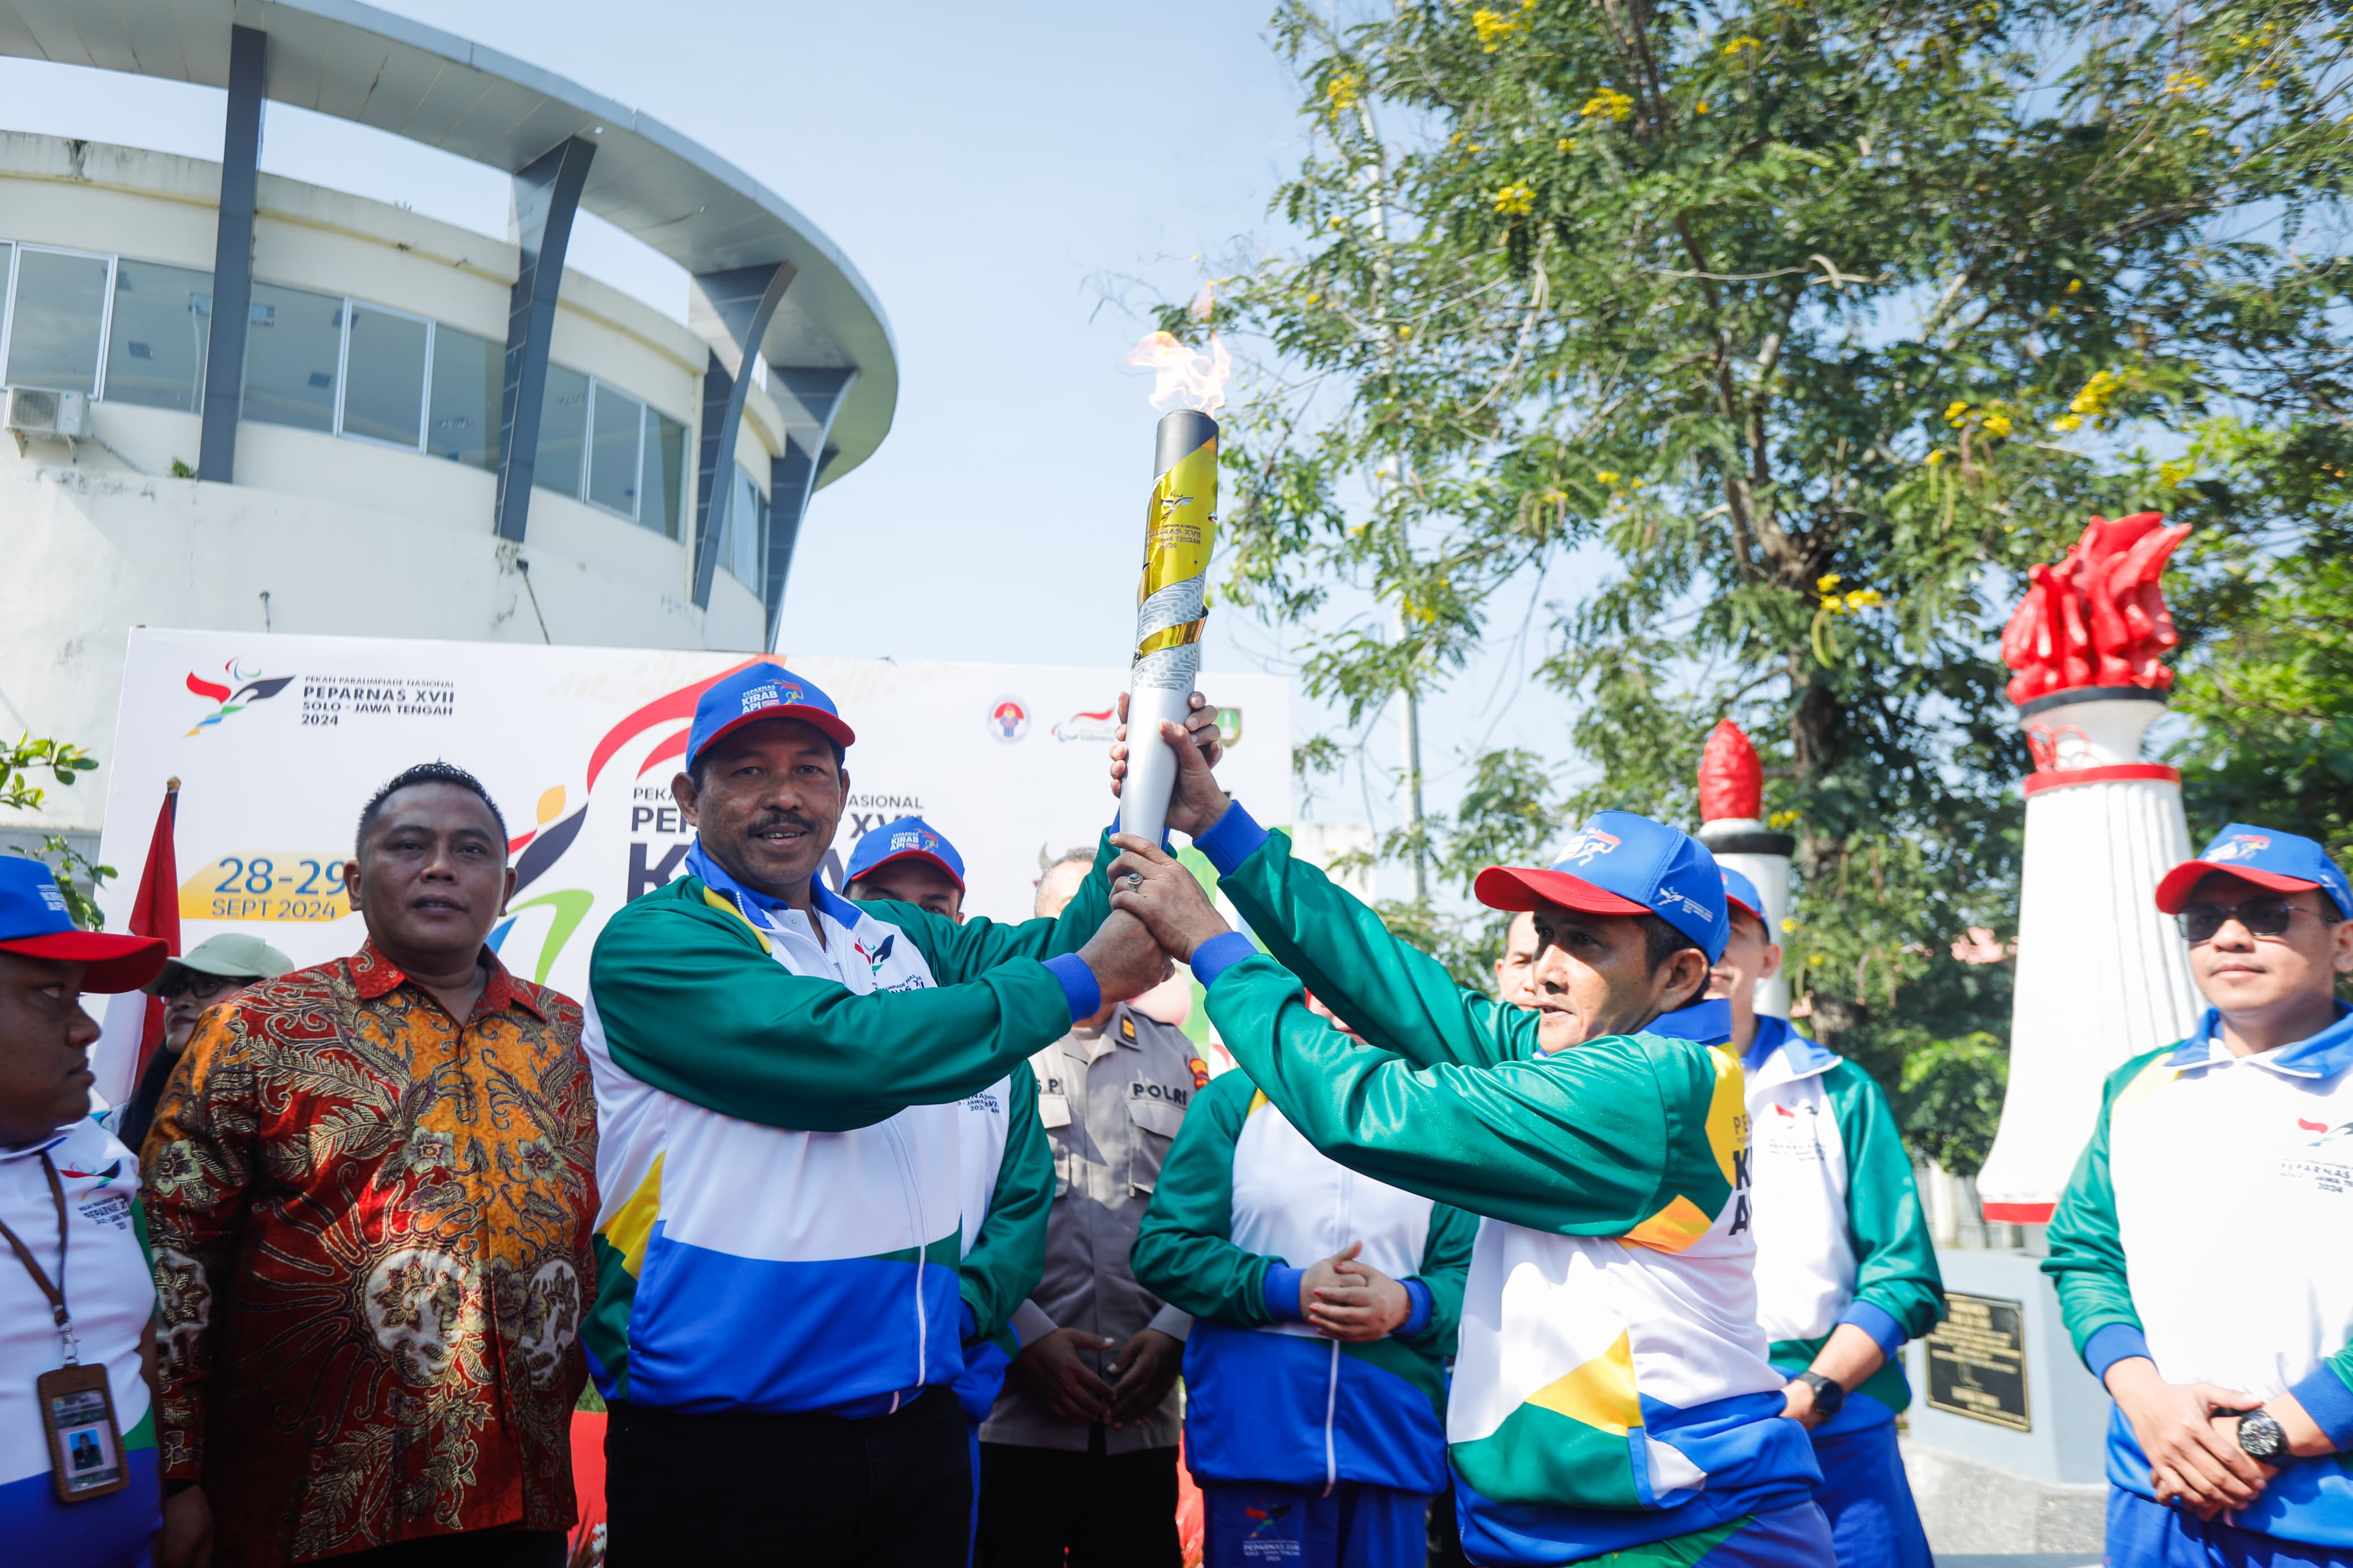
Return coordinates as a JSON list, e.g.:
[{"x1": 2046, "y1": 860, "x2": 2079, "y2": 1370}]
[{"x1": 3, "y1": 386, "x2": 92, "y2": 439}]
